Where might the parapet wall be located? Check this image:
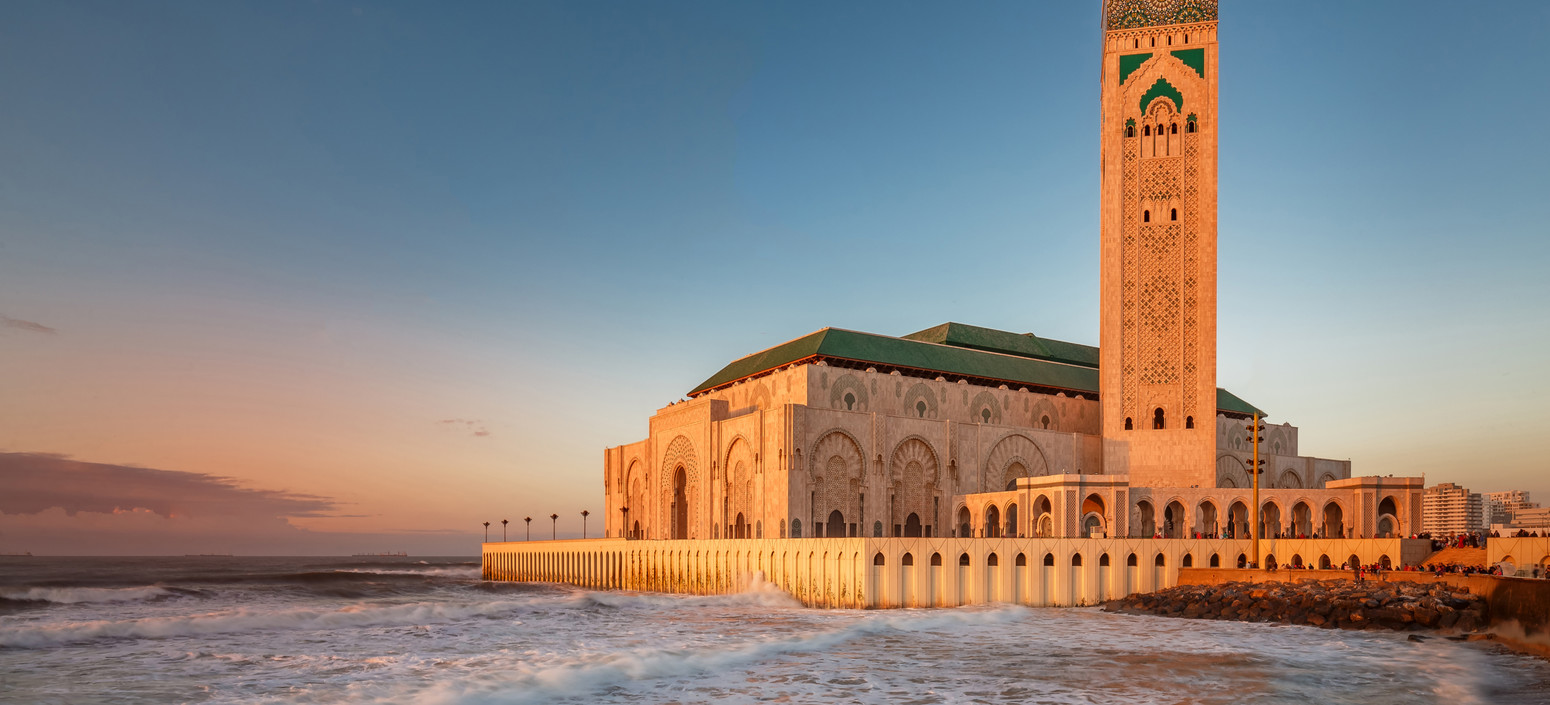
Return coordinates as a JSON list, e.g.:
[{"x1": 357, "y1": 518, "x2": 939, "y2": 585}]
[{"x1": 483, "y1": 536, "x2": 1421, "y2": 609}]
